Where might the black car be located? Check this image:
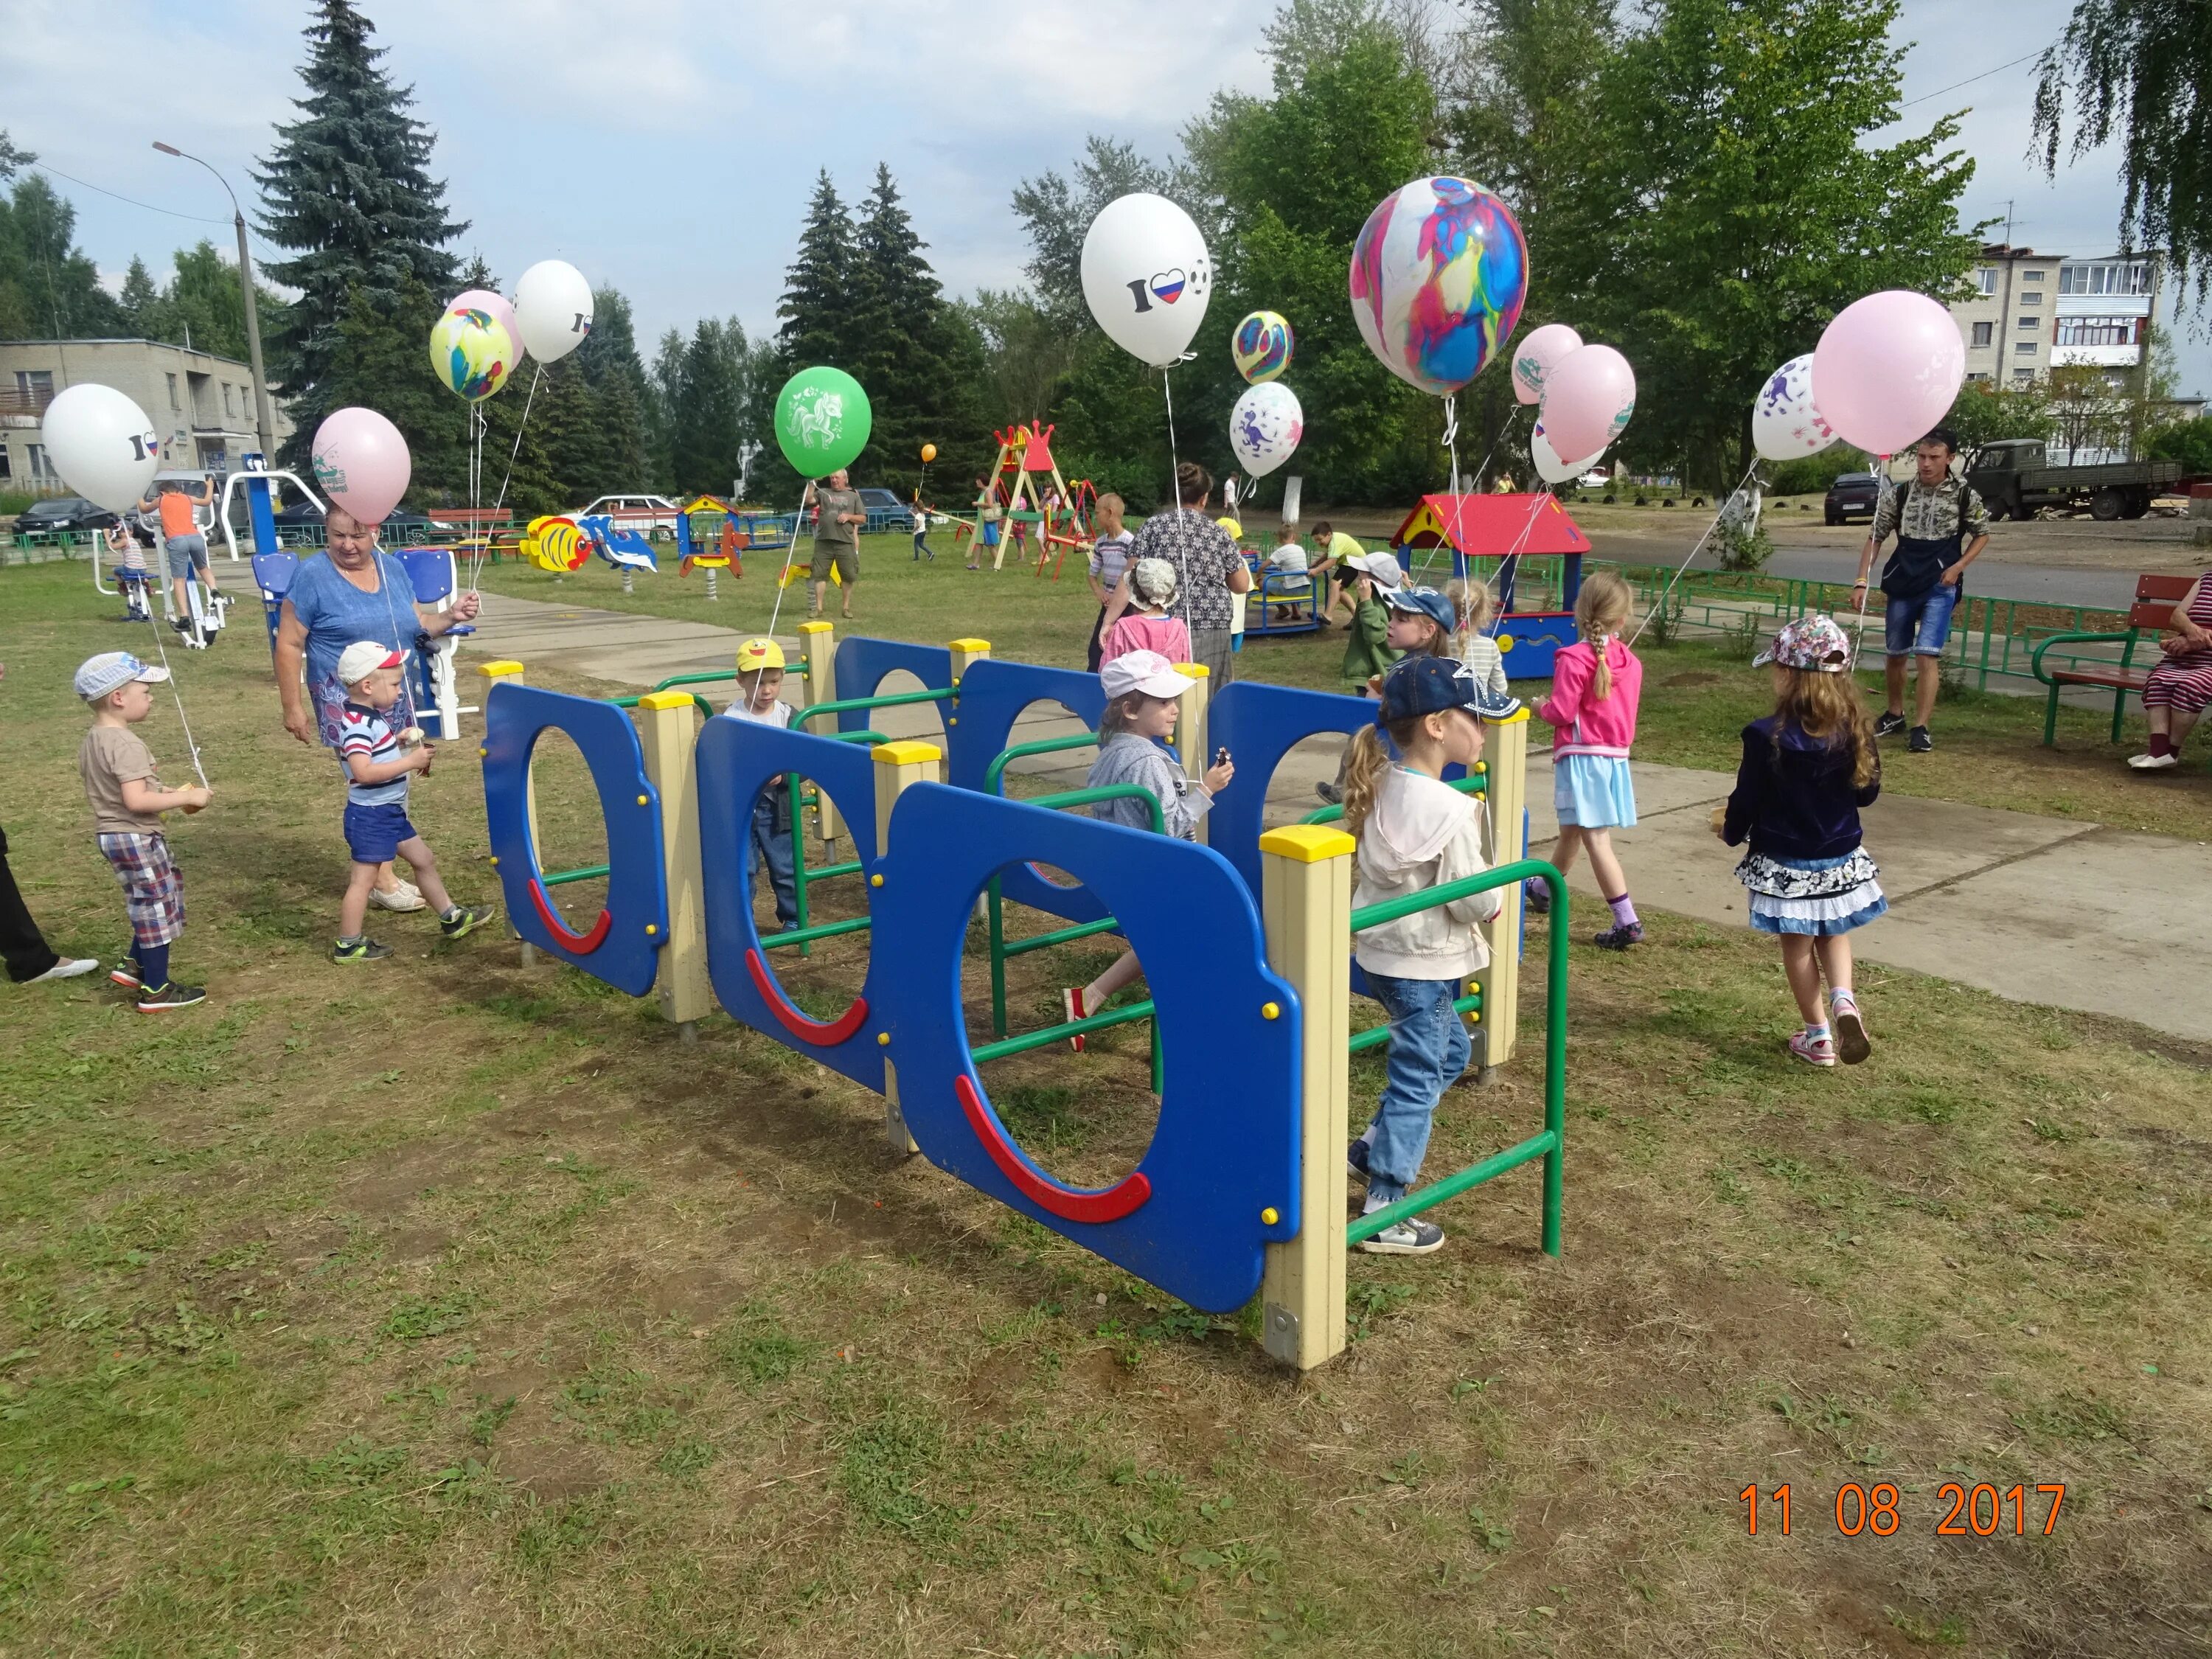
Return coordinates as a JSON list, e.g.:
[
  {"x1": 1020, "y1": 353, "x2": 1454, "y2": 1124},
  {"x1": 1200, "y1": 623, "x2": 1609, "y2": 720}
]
[
  {"x1": 1823, "y1": 472, "x2": 1884, "y2": 525},
  {"x1": 268, "y1": 499, "x2": 437, "y2": 544},
  {"x1": 13, "y1": 495, "x2": 118, "y2": 534}
]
